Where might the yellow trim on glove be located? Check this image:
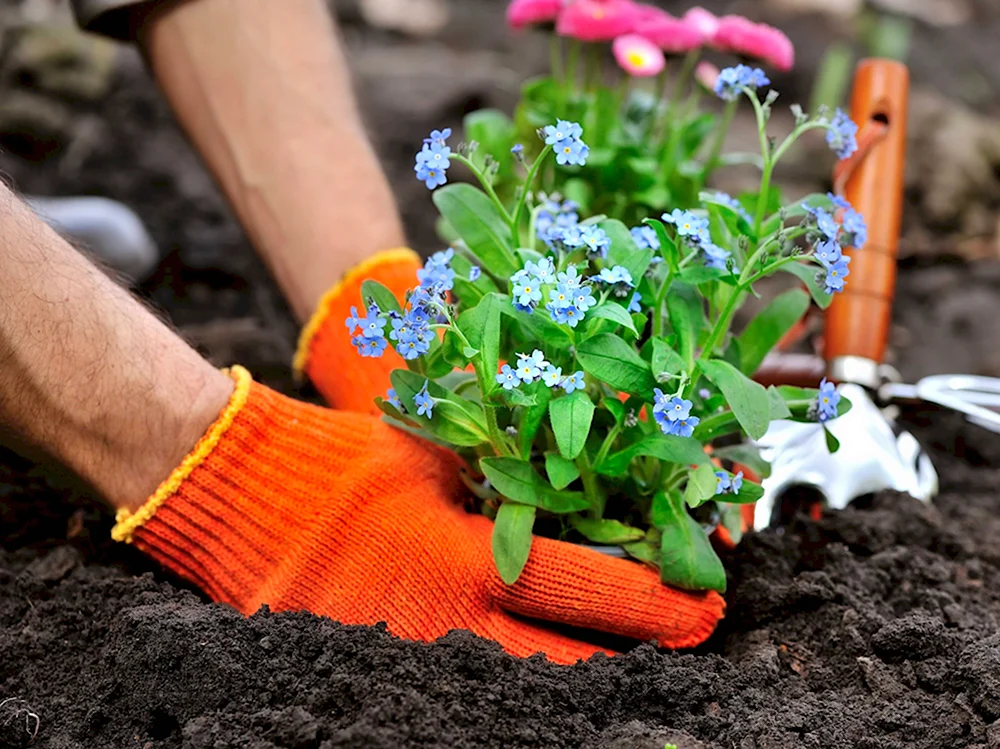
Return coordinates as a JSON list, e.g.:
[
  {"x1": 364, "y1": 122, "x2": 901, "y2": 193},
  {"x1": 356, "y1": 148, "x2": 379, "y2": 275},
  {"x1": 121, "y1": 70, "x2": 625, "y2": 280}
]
[
  {"x1": 111, "y1": 365, "x2": 253, "y2": 543},
  {"x1": 292, "y1": 248, "x2": 421, "y2": 379}
]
